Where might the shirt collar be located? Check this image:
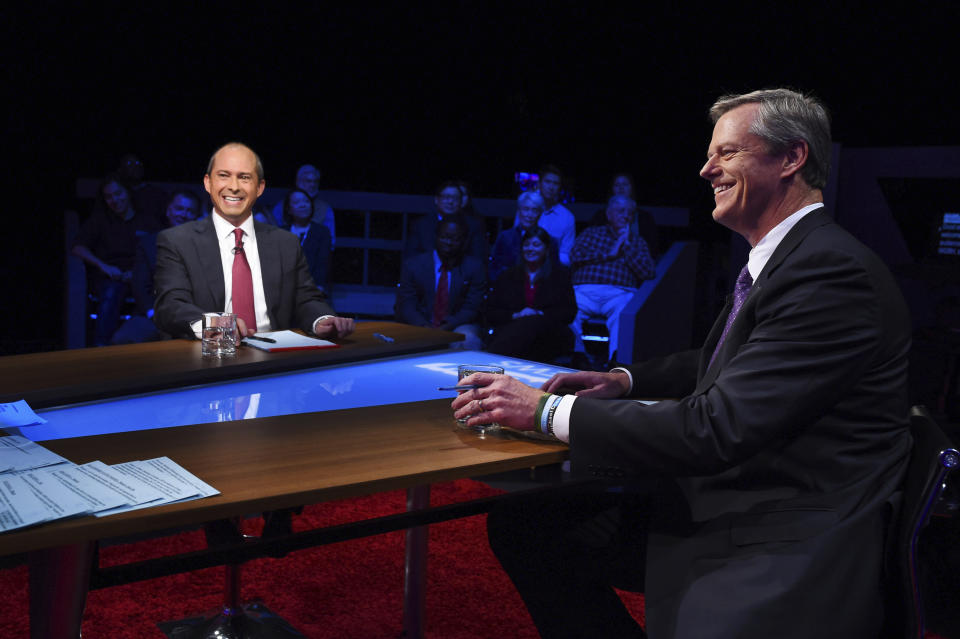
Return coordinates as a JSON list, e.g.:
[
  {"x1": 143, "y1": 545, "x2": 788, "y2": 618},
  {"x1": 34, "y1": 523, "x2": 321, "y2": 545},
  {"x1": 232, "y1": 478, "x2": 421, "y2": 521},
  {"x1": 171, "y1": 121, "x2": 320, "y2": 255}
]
[
  {"x1": 747, "y1": 203, "x2": 824, "y2": 280},
  {"x1": 211, "y1": 210, "x2": 256, "y2": 241}
]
